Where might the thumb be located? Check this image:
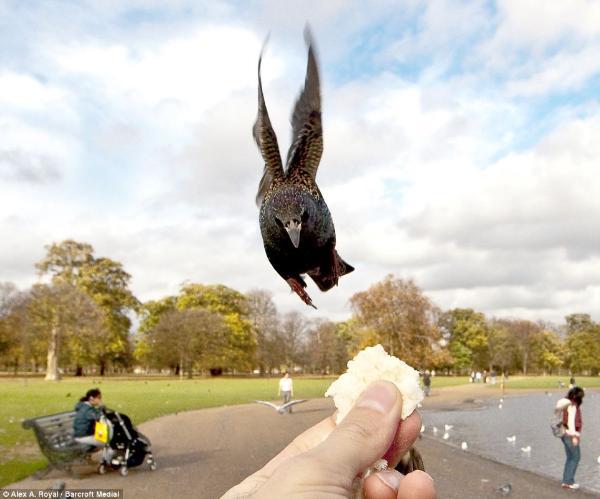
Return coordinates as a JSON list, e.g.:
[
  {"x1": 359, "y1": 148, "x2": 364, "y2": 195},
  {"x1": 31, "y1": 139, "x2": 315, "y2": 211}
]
[{"x1": 312, "y1": 381, "x2": 403, "y2": 477}]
